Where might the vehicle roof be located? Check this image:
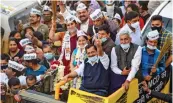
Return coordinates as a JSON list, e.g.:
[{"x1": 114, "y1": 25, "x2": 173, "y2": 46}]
[
  {"x1": 159, "y1": 1, "x2": 172, "y2": 19},
  {"x1": 1, "y1": 0, "x2": 38, "y2": 17},
  {"x1": 151, "y1": 1, "x2": 172, "y2": 19}
]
